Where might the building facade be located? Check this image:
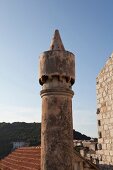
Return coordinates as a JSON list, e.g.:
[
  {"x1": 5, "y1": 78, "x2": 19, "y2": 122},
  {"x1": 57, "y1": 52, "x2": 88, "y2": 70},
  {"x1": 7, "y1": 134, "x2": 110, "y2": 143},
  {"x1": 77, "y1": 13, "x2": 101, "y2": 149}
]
[{"x1": 96, "y1": 53, "x2": 113, "y2": 169}]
